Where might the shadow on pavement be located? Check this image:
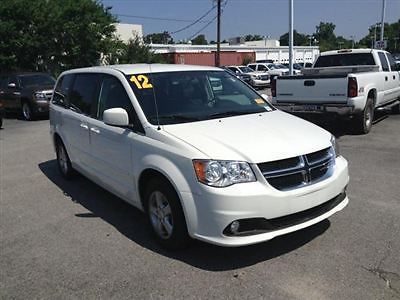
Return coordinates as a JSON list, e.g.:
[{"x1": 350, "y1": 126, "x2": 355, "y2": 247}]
[{"x1": 39, "y1": 159, "x2": 330, "y2": 271}]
